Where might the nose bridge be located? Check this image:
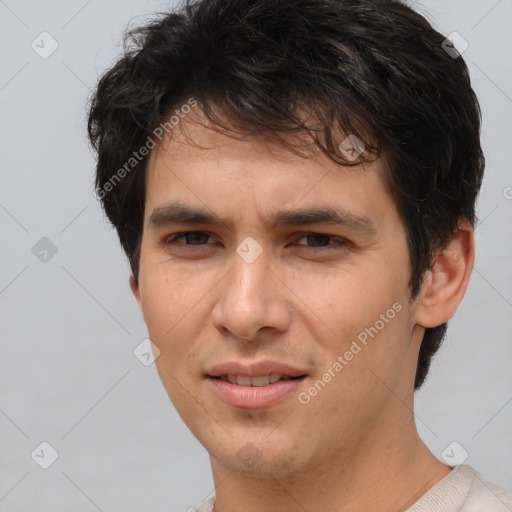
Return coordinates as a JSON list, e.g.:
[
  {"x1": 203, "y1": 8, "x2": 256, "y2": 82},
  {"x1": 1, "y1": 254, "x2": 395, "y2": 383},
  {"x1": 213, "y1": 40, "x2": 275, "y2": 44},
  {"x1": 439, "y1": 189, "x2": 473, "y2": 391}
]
[
  {"x1": 227, "y1": 242, "x2": 272, "y2": 314},
  {"x1": 212, "y1": 238, "x2": 290, "y2": 339}
]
